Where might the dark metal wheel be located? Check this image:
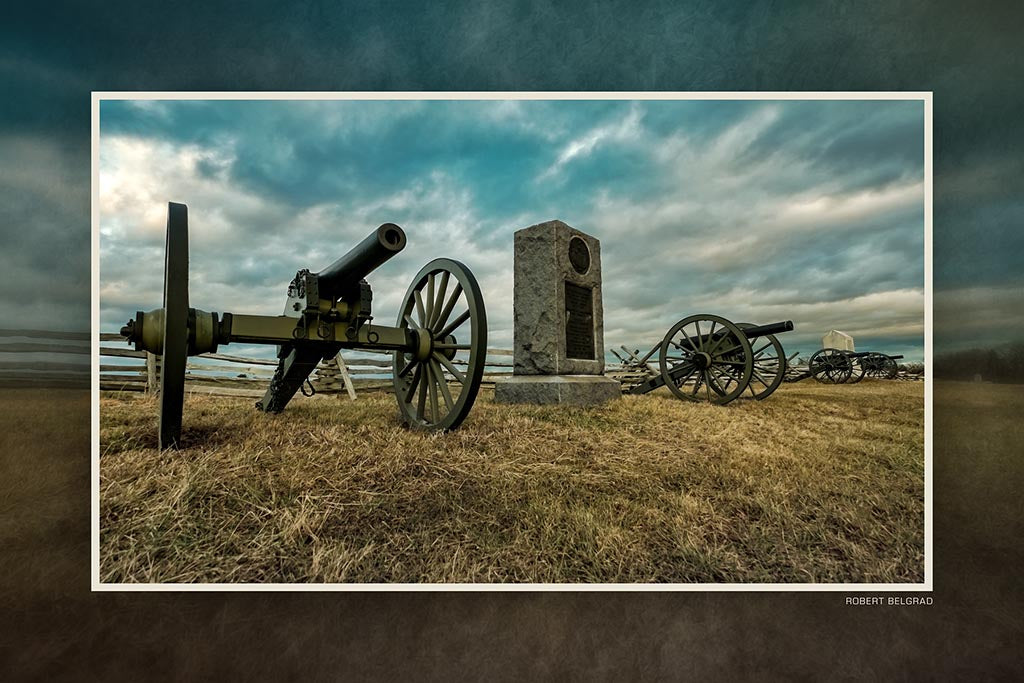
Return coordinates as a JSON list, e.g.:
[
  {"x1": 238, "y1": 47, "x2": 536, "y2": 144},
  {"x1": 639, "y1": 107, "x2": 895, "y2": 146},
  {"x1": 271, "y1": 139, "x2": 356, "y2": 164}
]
[
  {"x1": 393, "y1": 258, "x2": 487, "y2": 431},
  {"x1": 809, "y1": 348, "x2": 852, "y2": 384},
  {"x1": 736, "y1": 323, "x2": 786, "y2": 400},
  {"x1": 658, "y1": 314, "x2": 753, "y2": 405},
  {"x1": 861, "y1": 352, "x2": 881, "y2": 379},
  {"x1": 159, "y1": 202, "x2": 189, "y2": 449},
  {"x1": 872, "y1": 353, "x2": 899, "y2": 379},
  {"x1": 844, "y1": 351, "x2": 867, "y2": 384}
]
